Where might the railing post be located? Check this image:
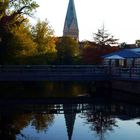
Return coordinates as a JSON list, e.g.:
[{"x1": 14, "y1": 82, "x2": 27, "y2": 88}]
[
  {"x1": 119, "y1": 67, "x2": 121, "y2": 77},
  {"x1": 129, "y1": 67, "x2": 132, "y2": 78},
  {"x1": 109, "y1": 66, "x2": 112, "y2": 76}
]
